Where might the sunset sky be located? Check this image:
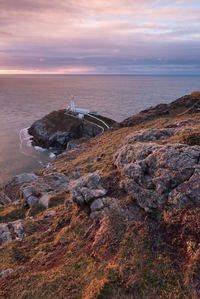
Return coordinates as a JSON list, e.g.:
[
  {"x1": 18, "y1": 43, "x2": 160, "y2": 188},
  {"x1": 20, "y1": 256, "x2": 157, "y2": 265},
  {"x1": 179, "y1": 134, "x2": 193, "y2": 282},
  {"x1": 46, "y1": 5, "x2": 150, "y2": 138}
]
[{"x1": 0, "y1": 0, "x2": 200, "y2": 74}]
